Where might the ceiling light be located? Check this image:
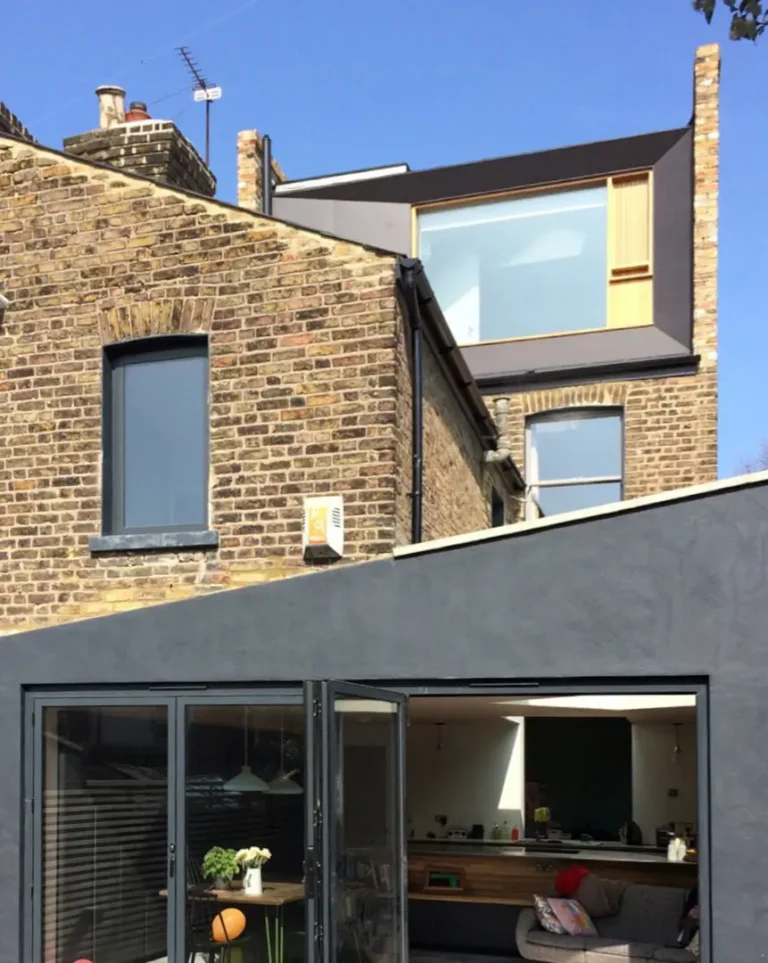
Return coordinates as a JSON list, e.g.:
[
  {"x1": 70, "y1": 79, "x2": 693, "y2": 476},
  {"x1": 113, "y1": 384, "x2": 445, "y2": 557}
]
[
  {"x1": 497, "y1": 694, "x2": 696, "y2": 712},
  {"x1": 224, "y1": 707, "x2": 270, "y2": 793}
]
